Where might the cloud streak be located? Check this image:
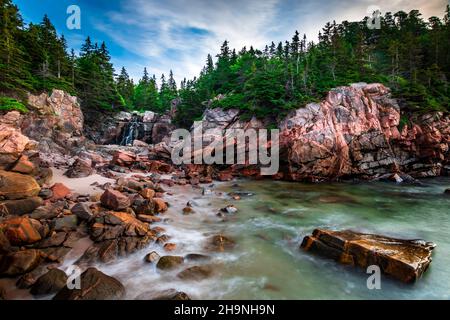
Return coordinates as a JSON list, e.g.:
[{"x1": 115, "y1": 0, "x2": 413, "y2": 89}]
[{"x1": 90, "y1": 0, "x2": 448, "y2": 83}]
